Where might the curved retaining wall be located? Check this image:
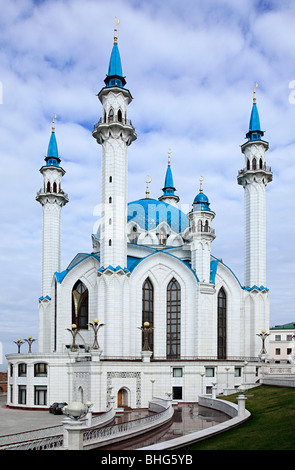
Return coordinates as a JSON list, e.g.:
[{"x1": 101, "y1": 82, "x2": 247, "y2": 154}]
[{"x1": 139, "y1": 395, "x2": 251, "y2": 450}]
